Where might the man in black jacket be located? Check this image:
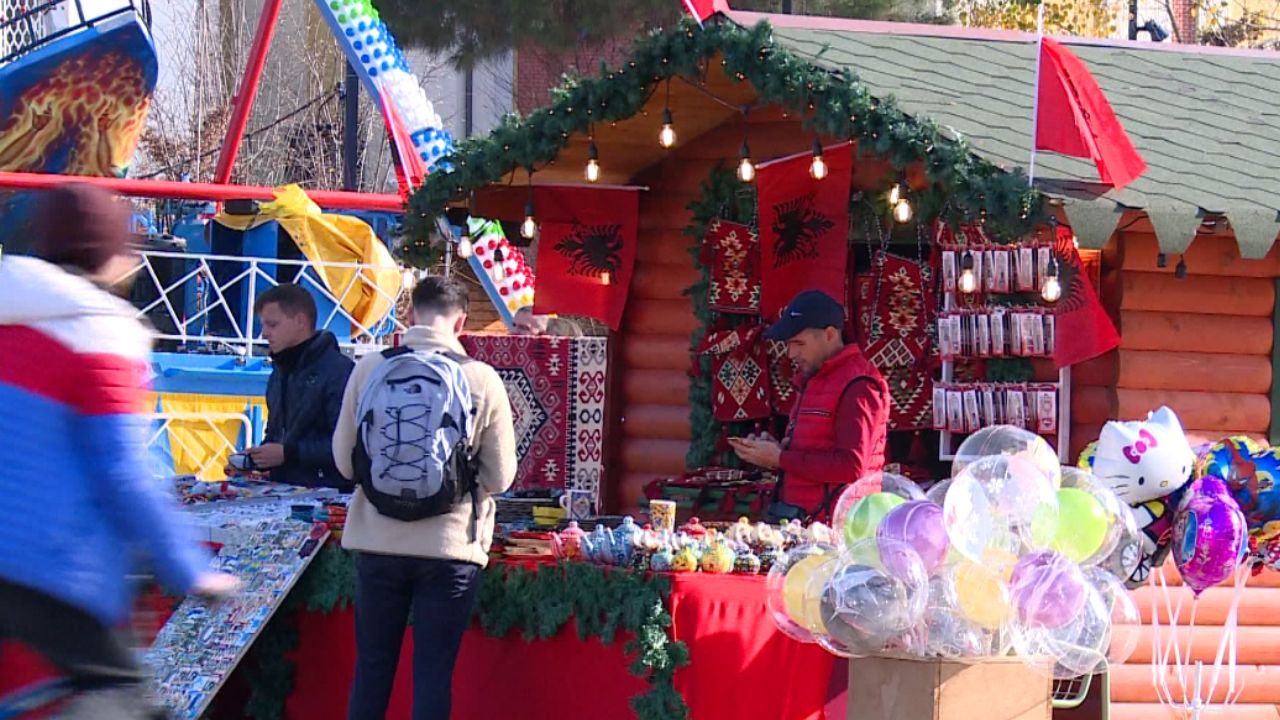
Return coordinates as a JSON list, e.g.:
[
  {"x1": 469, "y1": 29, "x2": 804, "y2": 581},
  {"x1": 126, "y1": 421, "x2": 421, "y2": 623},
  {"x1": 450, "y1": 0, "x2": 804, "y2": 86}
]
[{"x1": 233, "y1": 283, "x2": 354, "y2": 490}]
